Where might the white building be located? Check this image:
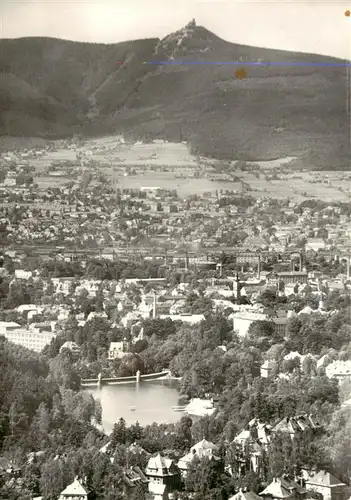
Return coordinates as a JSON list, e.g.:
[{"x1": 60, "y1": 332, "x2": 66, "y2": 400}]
[
  {"x1": 229, "y1": 490, "x2": 260, "y2": 500},
  {"x1": 108, "y1": 341, "x2": 129, "y2": 360},
  {"x1": 14, "y1": 270, "x2": 32, "y2": 280},
  {"x1": 178, "y1": 439, "x2": 219, "y2": 476},
  {"x1": 326, "y1": 360, "x2": 351, "y2": 381},
  {"x1": 0, "y1": 321, "x2": 56, "y2": 352},
  {"x1": 60, "y1": 341, "x2": 81, "y2": 356},
  {"x1": 260, "y1": 360, "x2": 277, "y2": 379},
  {"x1": 305, "y1": 471, "x2": 347, "y2": 500},
  {"x1": 231, "y1": 311, "x2": 268, "y2": 338},
  {"x1": 59, "y1": 477, "x2": 89, "y2": 500}
]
